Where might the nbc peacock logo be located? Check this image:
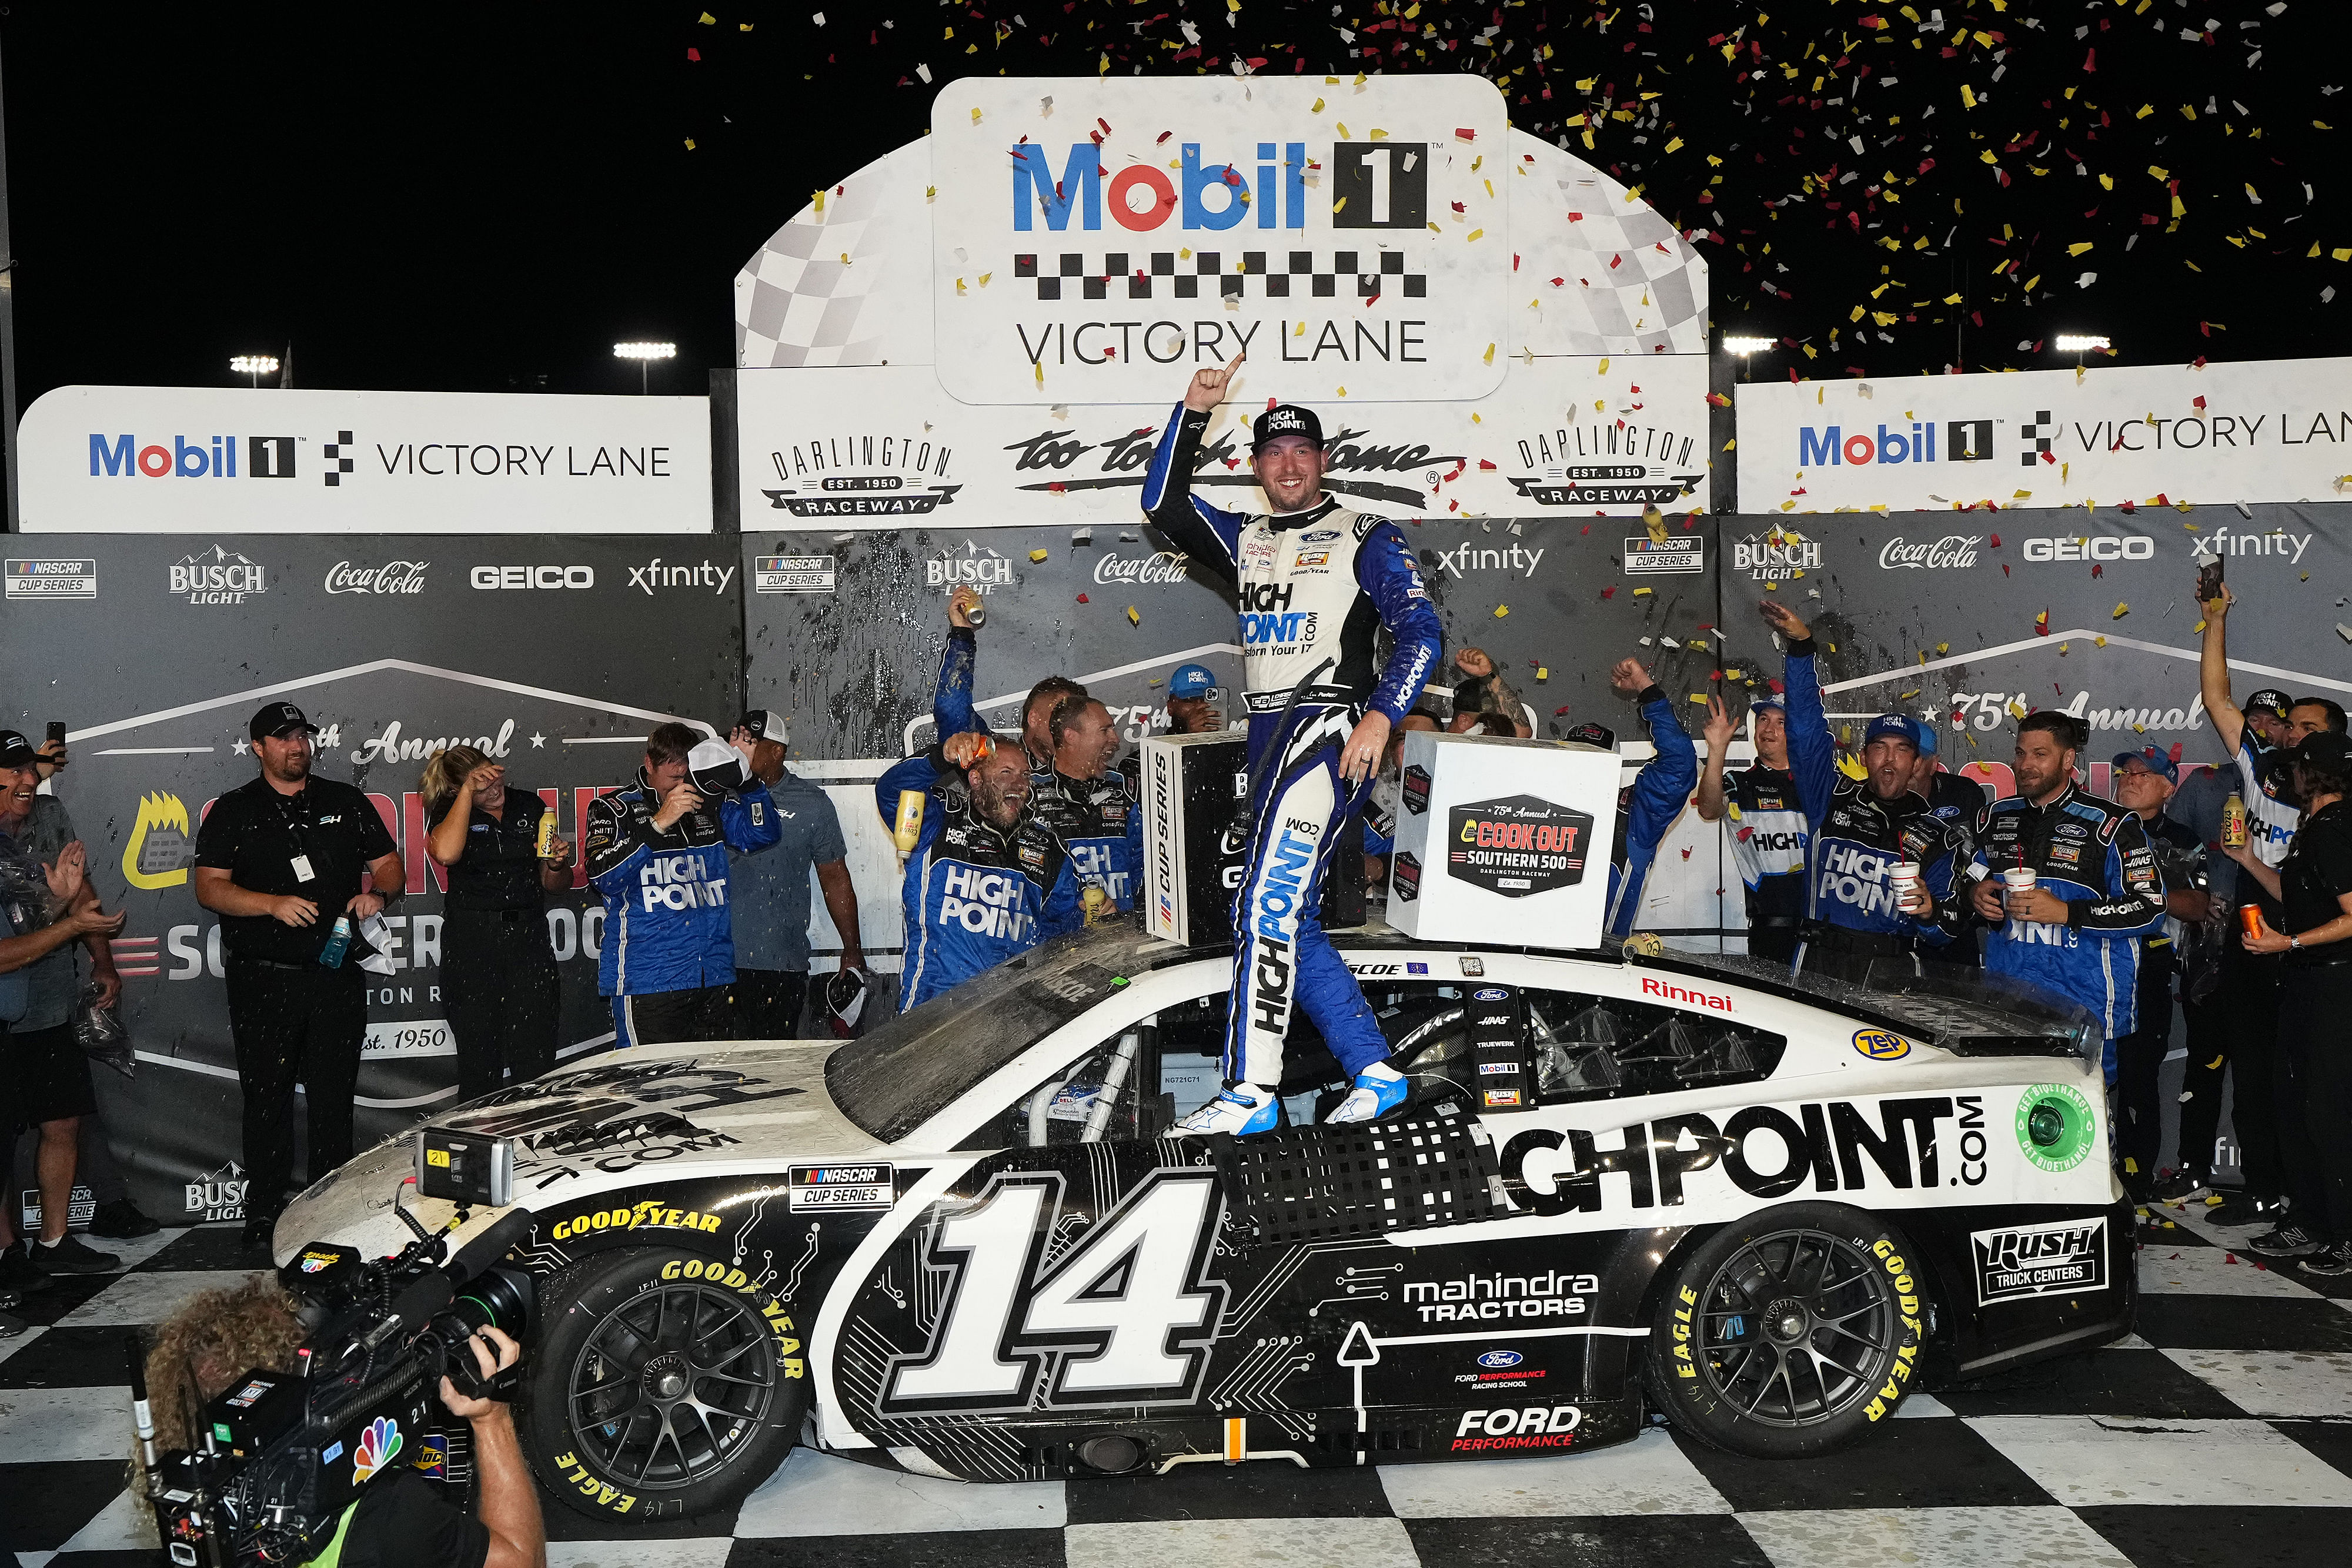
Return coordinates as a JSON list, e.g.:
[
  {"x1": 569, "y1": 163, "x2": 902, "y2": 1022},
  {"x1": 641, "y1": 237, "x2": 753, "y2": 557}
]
[
  {"x1": 353, "y1": 1415, "x2": 403, "y2": 1482},
  {"x1": 122, "y1": 792, "x2": 195, "y2": 891}
]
